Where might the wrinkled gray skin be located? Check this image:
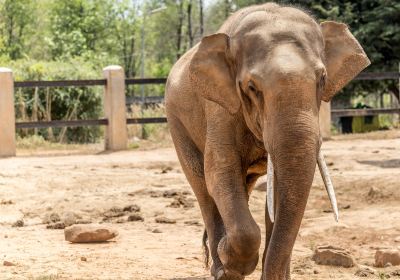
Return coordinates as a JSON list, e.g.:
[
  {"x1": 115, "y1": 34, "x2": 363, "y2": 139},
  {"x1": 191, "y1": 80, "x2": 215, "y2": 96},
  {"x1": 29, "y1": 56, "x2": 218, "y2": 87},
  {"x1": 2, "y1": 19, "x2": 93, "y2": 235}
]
[{"x1": 165, "y1": 3, "x2": 369, "y2": 280}]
